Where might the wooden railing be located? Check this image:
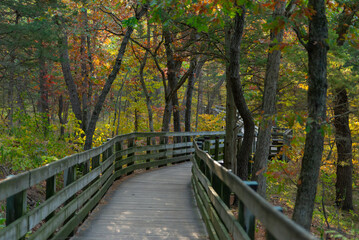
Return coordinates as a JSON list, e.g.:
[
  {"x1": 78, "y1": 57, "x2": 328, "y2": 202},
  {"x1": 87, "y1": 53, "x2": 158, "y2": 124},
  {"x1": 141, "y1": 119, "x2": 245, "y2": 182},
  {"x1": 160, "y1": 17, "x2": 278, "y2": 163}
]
[
  {"x1": 191, "y1": 138, "x2": 315, "y2": 240},
  {"x1": 0, "y1": 131, "x2": 312, "y2": 240},
  {"x1": 0, "y1": 131, "x2": 221, "y2": 240}
]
